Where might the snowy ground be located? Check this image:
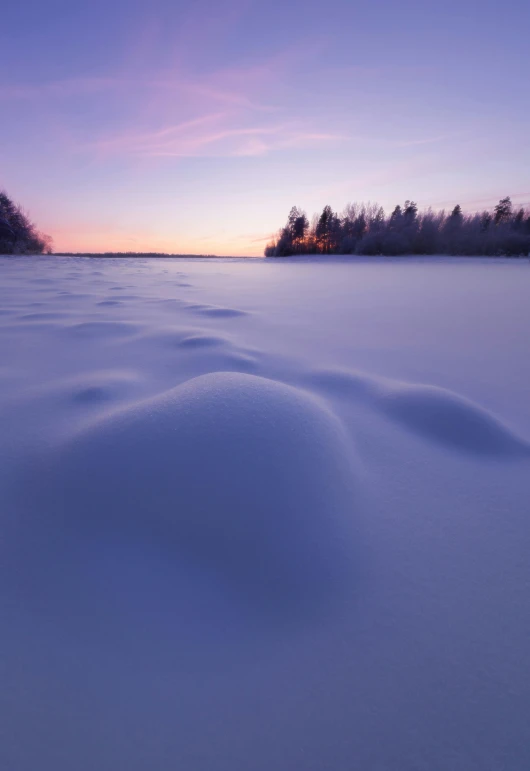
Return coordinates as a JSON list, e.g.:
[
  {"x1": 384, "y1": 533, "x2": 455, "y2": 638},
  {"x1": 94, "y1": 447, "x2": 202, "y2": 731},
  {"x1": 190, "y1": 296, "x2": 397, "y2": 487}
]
[{"x1": 1, "y1": 255, "x2": 530, "y2": 771}]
